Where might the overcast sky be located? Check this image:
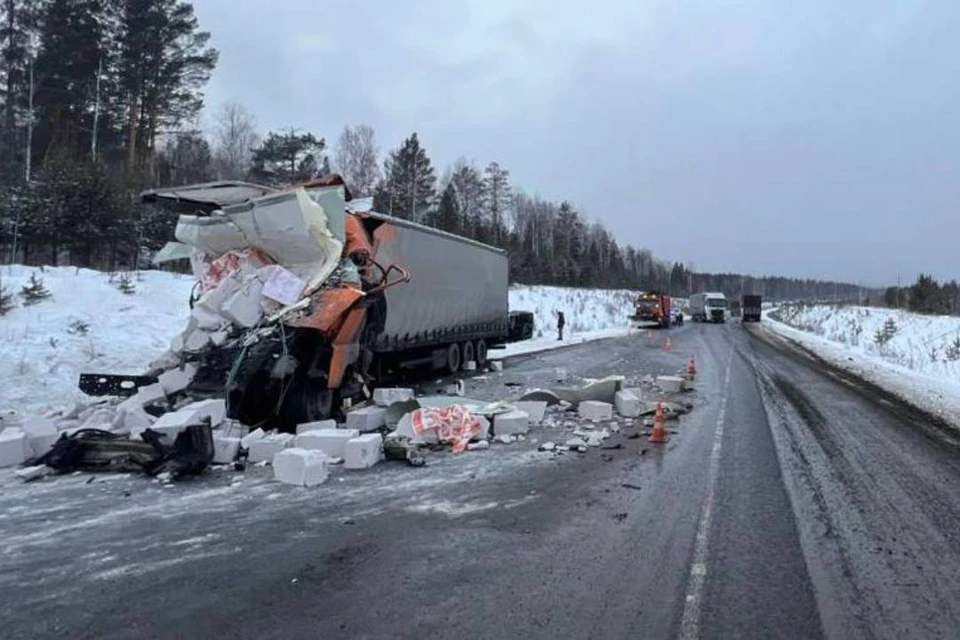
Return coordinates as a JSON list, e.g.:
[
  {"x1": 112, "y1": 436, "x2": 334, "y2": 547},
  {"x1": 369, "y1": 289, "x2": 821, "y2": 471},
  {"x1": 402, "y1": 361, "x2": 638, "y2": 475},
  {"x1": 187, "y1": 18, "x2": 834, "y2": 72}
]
[{"x1": 193, "y1": 0, "x2": 960, "y2": 286}]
